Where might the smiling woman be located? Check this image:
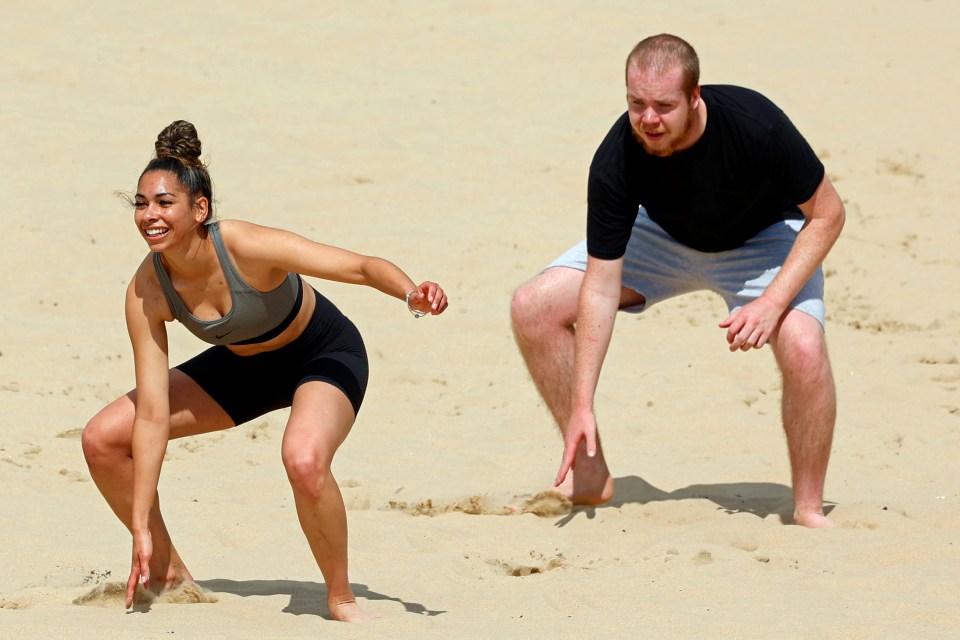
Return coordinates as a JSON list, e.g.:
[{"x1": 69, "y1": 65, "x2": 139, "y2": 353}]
[
  {"x1": 134, "y1": 172, "x2": 206, "y2": 245},
  {"x1": 136, "y1": 121, "x2": 214, "y2": 234},
  {"x1": 82, "y1": 120, "x2": 449, "y2": 623}
]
